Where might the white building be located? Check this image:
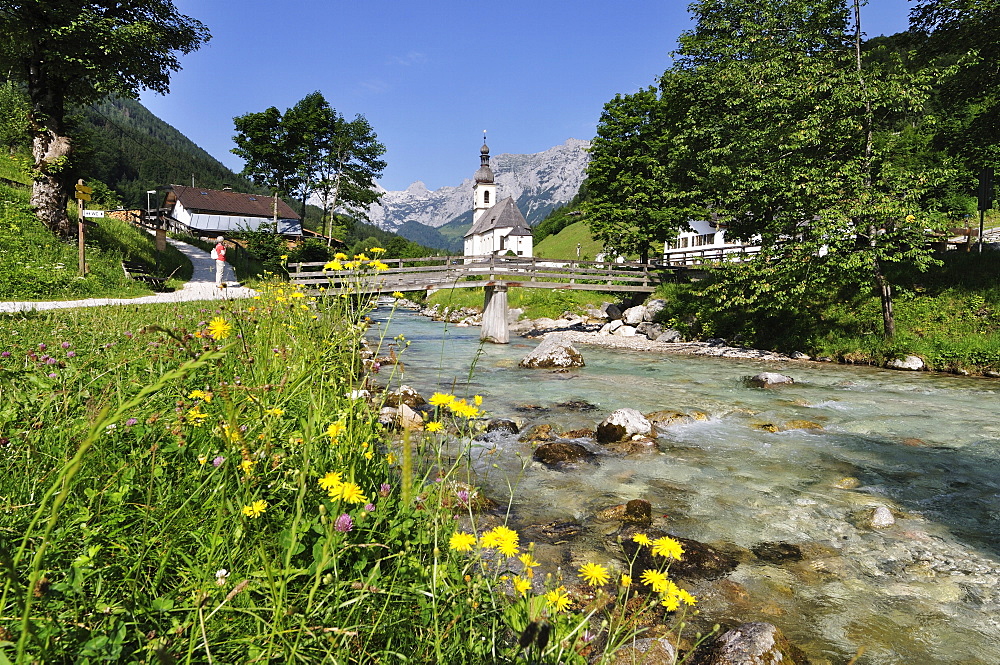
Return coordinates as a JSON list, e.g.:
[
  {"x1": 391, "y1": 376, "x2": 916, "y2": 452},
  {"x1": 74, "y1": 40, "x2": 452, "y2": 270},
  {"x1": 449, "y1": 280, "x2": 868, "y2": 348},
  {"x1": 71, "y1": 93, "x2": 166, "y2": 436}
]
[
  {"x1": 463, "y1": 141, "x2": 533, "y2": 257},
  {"x1": 663, "y1": 218, "x2": 759, "y2": 265}
]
